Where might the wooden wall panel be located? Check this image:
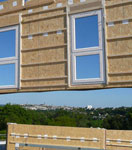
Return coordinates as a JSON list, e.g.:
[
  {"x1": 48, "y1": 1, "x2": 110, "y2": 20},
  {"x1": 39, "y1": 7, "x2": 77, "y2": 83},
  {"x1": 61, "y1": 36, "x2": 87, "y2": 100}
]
[
  {"x1": 106, "y1": 0, "x2": 132, "y2": 85},
  {"x1": 106, "y1": 130, "x2": 132, "y2": 150},
  {"x1": 22, "y1": 51, "x2": 39, "y2": 64},
  {"x1": 106, "y1": 1, "x2": 132, "y2": 21},
  {"x1": 39, "y1": 17, "x2": 66, "y2": 32},
  {"x1": 107, "y1": 39, "x2": 132, "y2": 55},
  {"x1": 7, "y1": 124, "x2": 132, "y2": 150},
  {"x1": 0, "y1": 14, "x2": 19, "y2": 27},
  {"x1": 38, "y1": 63, "x2": 67, "y2": 78},
  {"x1": 109, "y1": 75, "x2": 132, "y2": 82},
  {"x1": 107, "y1": 22, "x2": 132, "y2": 38},
  {"x1": 0, "y1": 0, "x2": 132, "y2": 93},
  {"x1": 7, "y1": 124, "x2": 105, "y2": 150},
  {"x1": 22, "y1": 36, "x2": 39, "y2": 49},
  {"x1": 22, "y1": 66, "x2": 39, "y2": 79},
  {"x1": 108, "y1": 57, "x2": 132, "y2": 73},
  {"x1": 39, "y1": 33, "x2": 66, "y2": 47},
  {"x1": 22, "y1": 47, "x2": 67, "y2": 64},
  {"x1": 0, "y1": 0, "x2": 22, "y2": 15},
  {"x1": 21, "y1": 79, "x2": 67, "y2": 87},
  {"x1": 0, "y1": 1, "x2": 9, "y2": 14},
  {"x1": 20, "y1": 0, "x2": 68, "y2": 91},
  {"x1": 37, "y1": 47, "x2": 67, "y2": 63}
]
